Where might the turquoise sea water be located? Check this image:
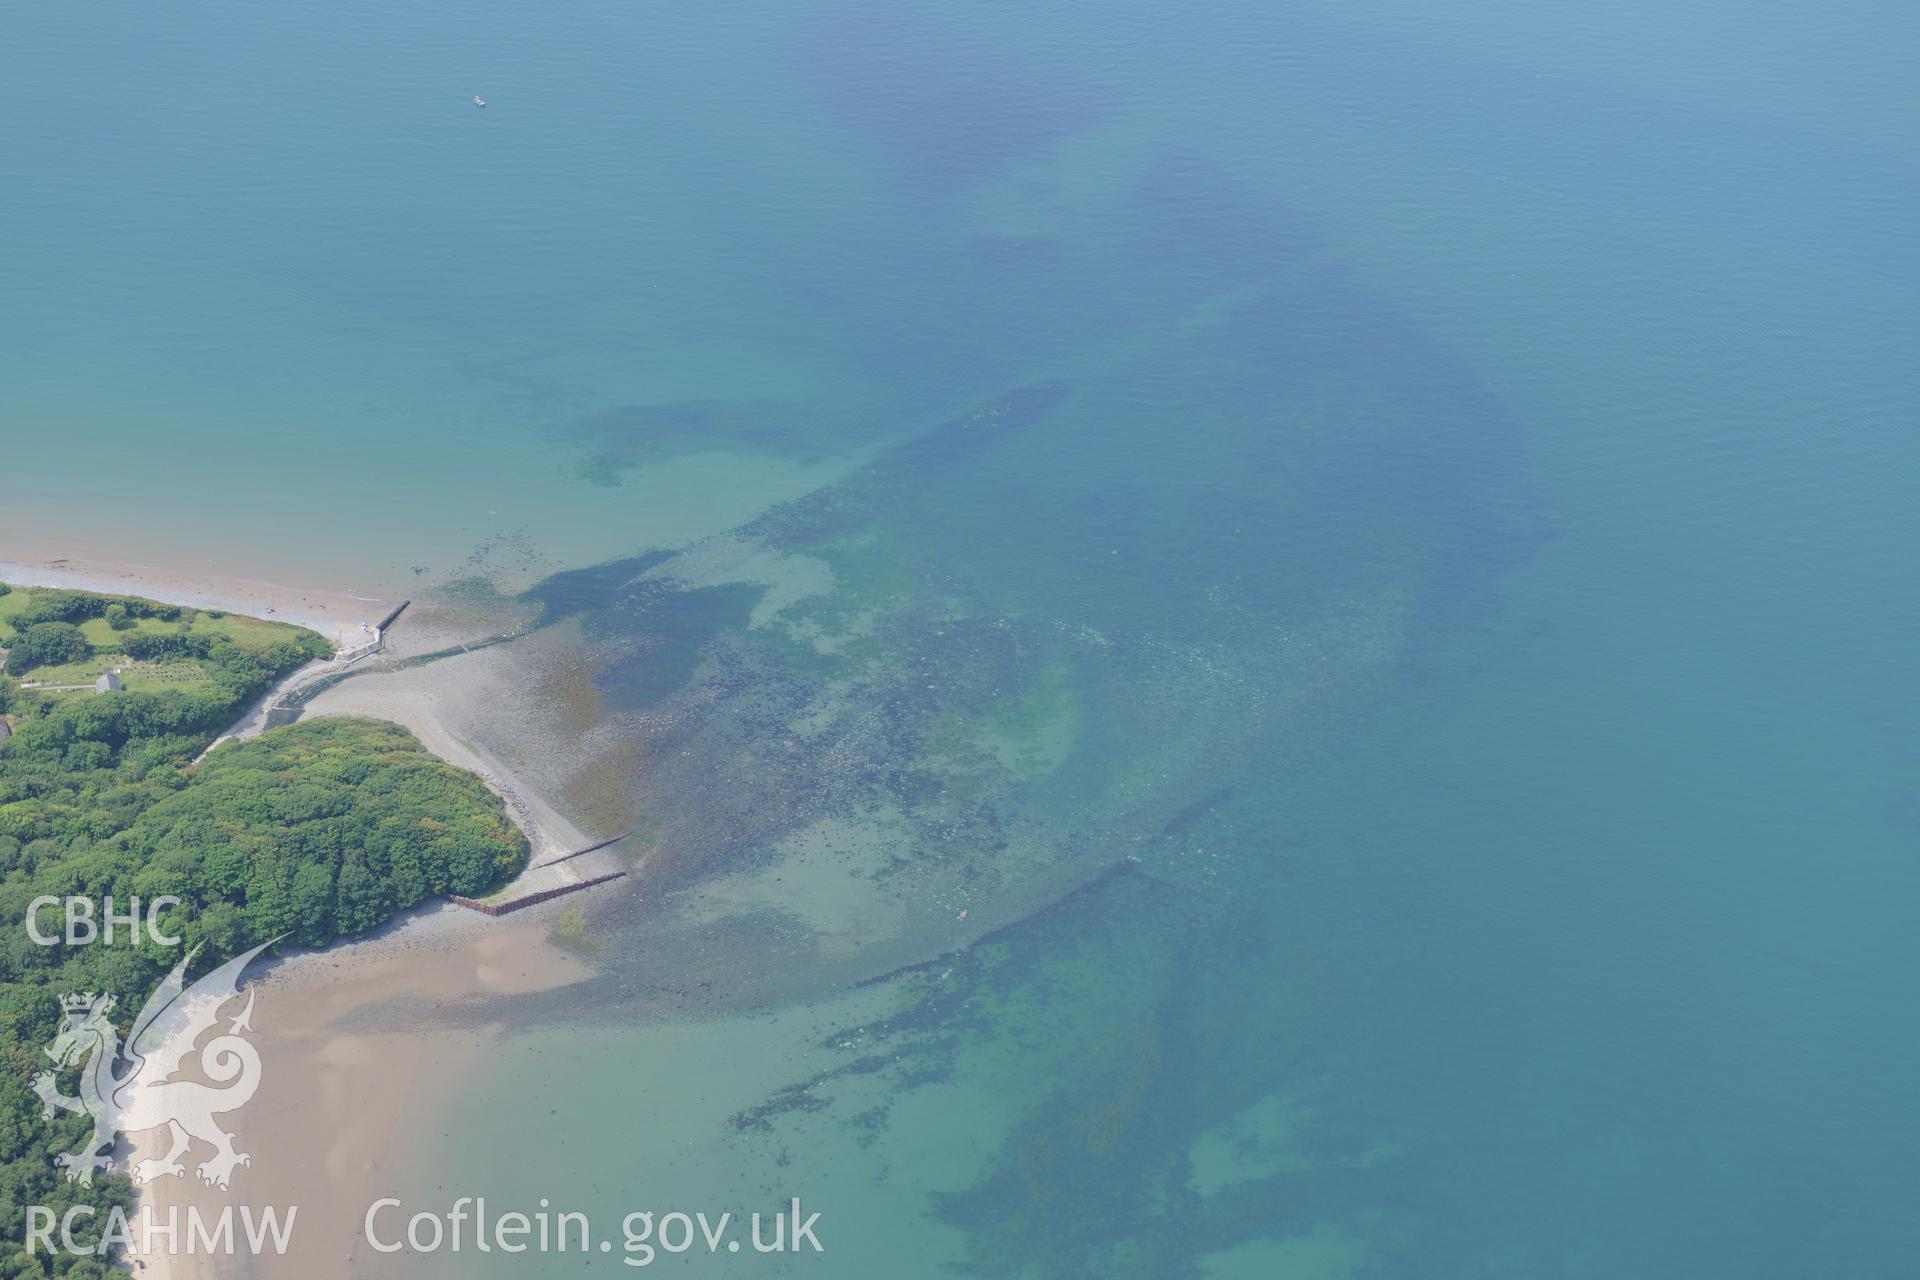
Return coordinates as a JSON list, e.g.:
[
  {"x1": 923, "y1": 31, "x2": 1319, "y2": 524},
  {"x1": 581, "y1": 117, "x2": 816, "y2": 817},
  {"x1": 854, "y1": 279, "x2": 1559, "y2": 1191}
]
[{"x1": 5, "y1": 1, "x2": 1919, "y2": 1275}]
